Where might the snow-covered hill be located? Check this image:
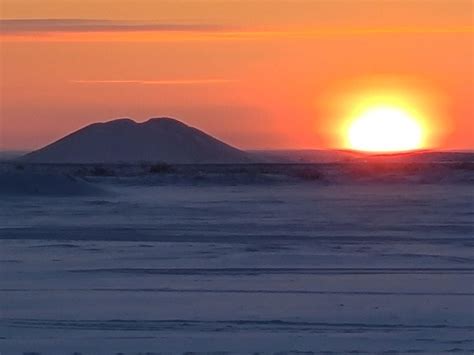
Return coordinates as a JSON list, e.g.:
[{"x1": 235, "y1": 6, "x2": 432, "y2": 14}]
[{"x1": 22, "y1": 117, "x2": 253, "y2": 164}]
